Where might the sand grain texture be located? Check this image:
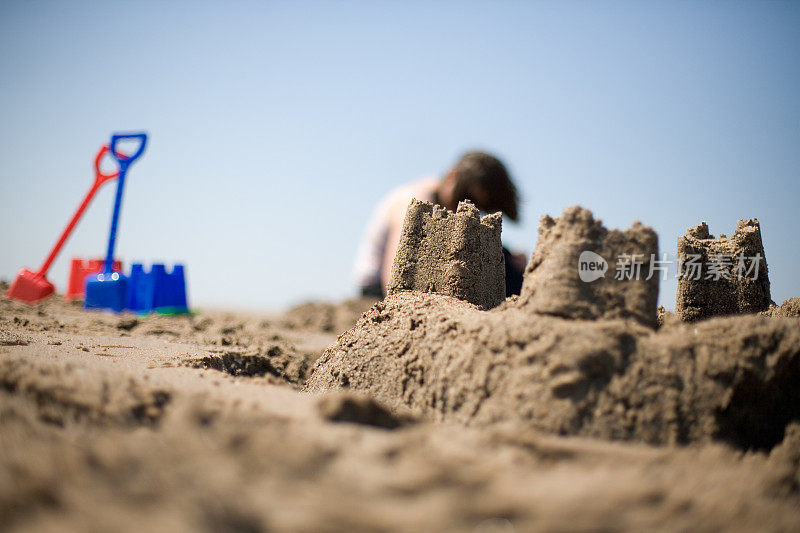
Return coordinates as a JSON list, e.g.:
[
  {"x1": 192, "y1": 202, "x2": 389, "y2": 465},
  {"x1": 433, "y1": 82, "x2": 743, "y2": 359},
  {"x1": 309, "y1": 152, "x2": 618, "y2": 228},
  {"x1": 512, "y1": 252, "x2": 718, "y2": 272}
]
[{"x1": 3, "y1": 199, "x2": 800, "y2": 532}]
